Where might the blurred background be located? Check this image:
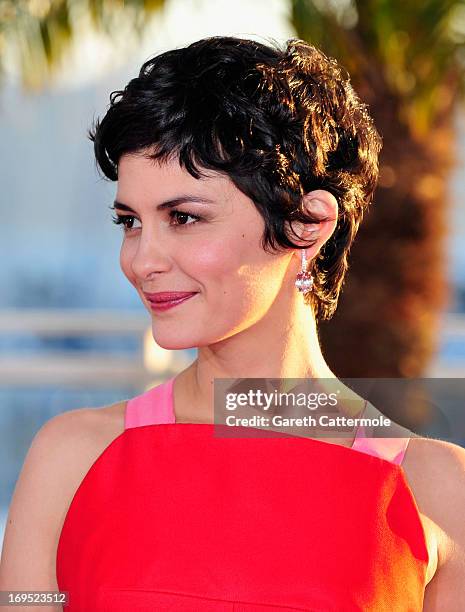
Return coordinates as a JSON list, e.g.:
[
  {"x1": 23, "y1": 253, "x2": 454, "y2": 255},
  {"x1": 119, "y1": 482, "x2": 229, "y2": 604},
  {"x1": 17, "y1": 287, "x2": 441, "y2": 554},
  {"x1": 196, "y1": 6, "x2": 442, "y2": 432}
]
[{"x1": 1, "y1": 0, "x2": 465, "y2": 543}]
